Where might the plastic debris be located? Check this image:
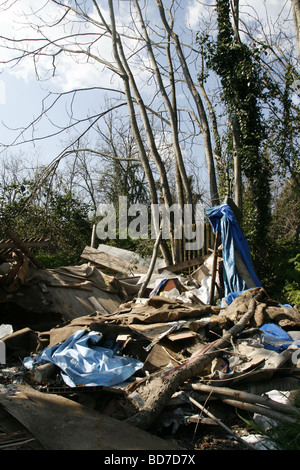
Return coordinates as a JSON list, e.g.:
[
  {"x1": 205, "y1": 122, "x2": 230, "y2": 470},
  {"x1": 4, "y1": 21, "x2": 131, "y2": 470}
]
[{"x1": 24, "y1": 329, "x2": 143, "y2": 387}]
